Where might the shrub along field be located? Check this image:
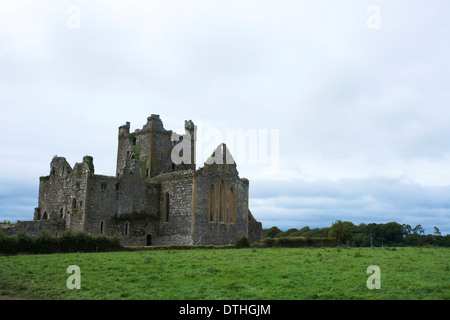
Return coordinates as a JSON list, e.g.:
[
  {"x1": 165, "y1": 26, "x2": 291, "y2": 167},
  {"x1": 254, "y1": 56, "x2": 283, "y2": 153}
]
[{"x1": 0, "y1": 247, "x2": 449, "y2": 300}]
